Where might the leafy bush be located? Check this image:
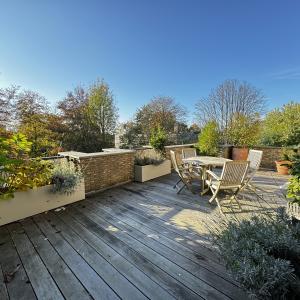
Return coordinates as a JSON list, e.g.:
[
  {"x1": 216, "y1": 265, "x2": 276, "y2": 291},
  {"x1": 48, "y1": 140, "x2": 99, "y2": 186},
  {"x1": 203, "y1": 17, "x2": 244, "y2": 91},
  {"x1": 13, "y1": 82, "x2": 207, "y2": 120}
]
[
  {"x1": 287, "y1": 153, "x2": 300, "y2": 203},
  {"x1": 134, "y1": 156, "x2": 164, "y2": 166},
  {"x1": 150, "y1": 126, "x2": 167, "y2": 155},
  {"x1": 0, "y1": 133, "x2": 52, "y2": 199},
  {"x1": 261, "y1": 102, "x2": 300, "y2": 147},
  {"x1": 51, "y1": 159, "x2": 82, "y2": 194},
  {"x1": 214, "y1": 209, "x2": 300, "y2": 299},
  {"x1": 228, "y1": 113, "x2": 262, "y2": 147},
  {"x1": 197, "y1": 120, "x2": 219, "y2": 155}
]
